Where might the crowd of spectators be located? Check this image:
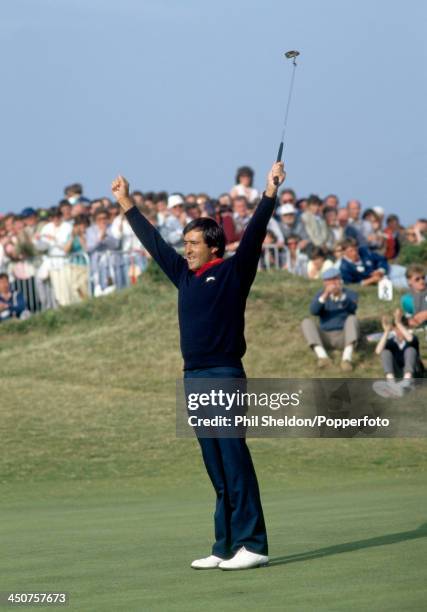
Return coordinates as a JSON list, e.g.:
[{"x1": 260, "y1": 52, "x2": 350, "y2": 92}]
[{"x1": 1, "y1": 167, "x2": 426, "y2": 386}]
